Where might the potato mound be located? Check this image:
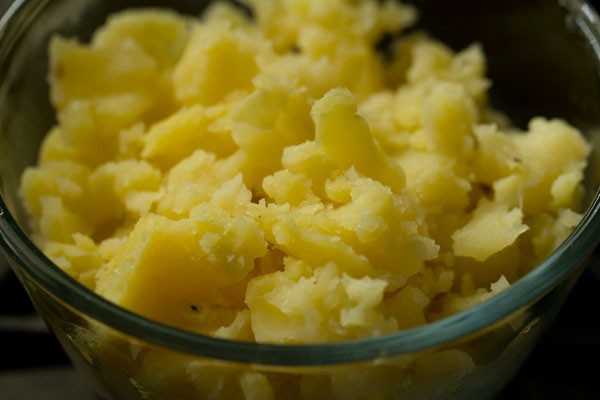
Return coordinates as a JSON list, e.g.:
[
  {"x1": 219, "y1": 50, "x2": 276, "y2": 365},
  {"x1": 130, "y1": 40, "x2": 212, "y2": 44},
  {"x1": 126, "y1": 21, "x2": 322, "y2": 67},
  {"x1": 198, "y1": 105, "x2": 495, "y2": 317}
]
[{"x1": 20, "y1": 0, "x2": 589, "y2": 345}]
